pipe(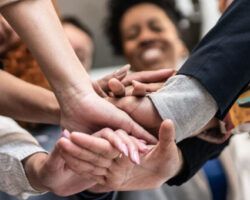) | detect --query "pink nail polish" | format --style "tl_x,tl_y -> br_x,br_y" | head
132,151 -> 140,165
120,143 -> 129,157
62,129 -> 70,138
140,144 -> 150,153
